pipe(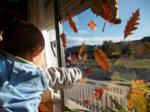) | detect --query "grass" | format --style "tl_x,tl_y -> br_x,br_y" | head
83,58 -> 150,69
